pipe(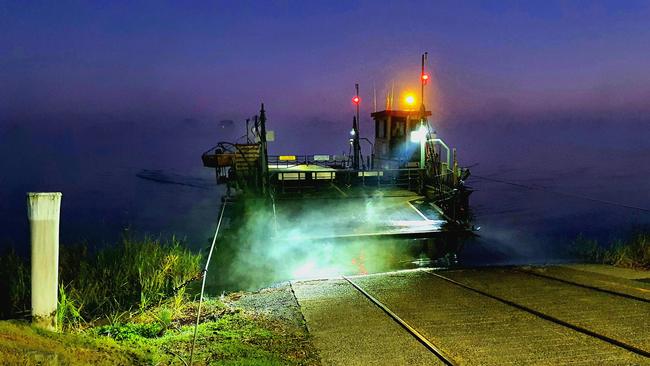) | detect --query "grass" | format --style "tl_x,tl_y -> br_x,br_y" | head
99,296 -> 318,365
0,234 -> 320,365
0,295 -> 320,365
571,231 -> 650,270
0,247 -> 30,319
0,320 -> 145,365
0,235 -> 202,324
